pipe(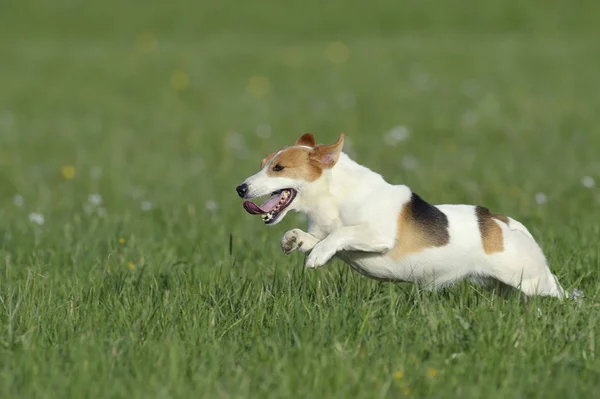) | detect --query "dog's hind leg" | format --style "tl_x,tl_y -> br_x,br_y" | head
489,262 -> 566,298
485,223 -> 566,298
